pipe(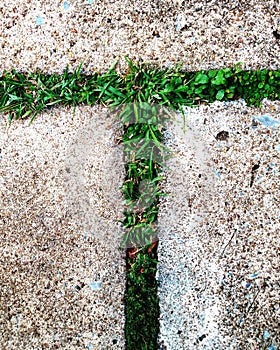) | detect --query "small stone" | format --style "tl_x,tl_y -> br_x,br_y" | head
263,331 -> 270,339
253,115 -> 280,129
197,334 -> 206,342
89,281 -> 102,290
175,14 -> 187,31
273,30 -> 280,39
215,130 -> 229,141
152,30 -> 160,37
63,1 -> 69,10
36,16 -> 44,26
